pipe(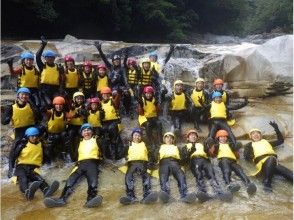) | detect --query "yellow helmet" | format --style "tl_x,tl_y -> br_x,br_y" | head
248,128 -> 261,136
174,80 -> 183,87
73,92 -> 85,99
141,57 -> 151,65
195,78 -> 205,83
163,132 -> 175,140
